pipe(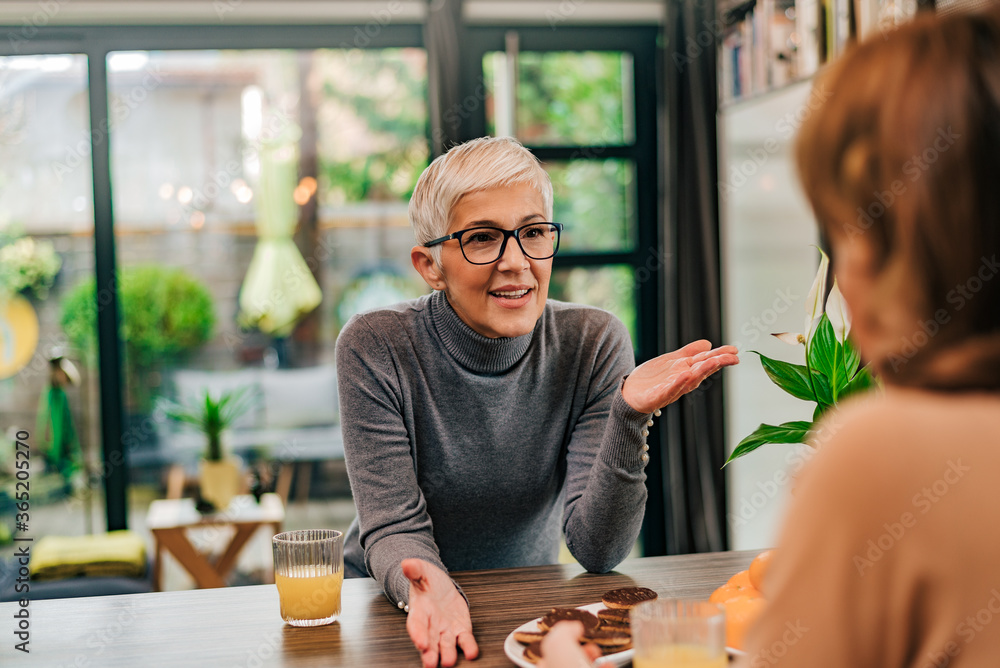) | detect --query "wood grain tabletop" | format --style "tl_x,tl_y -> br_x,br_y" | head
0,550 -> 758,667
